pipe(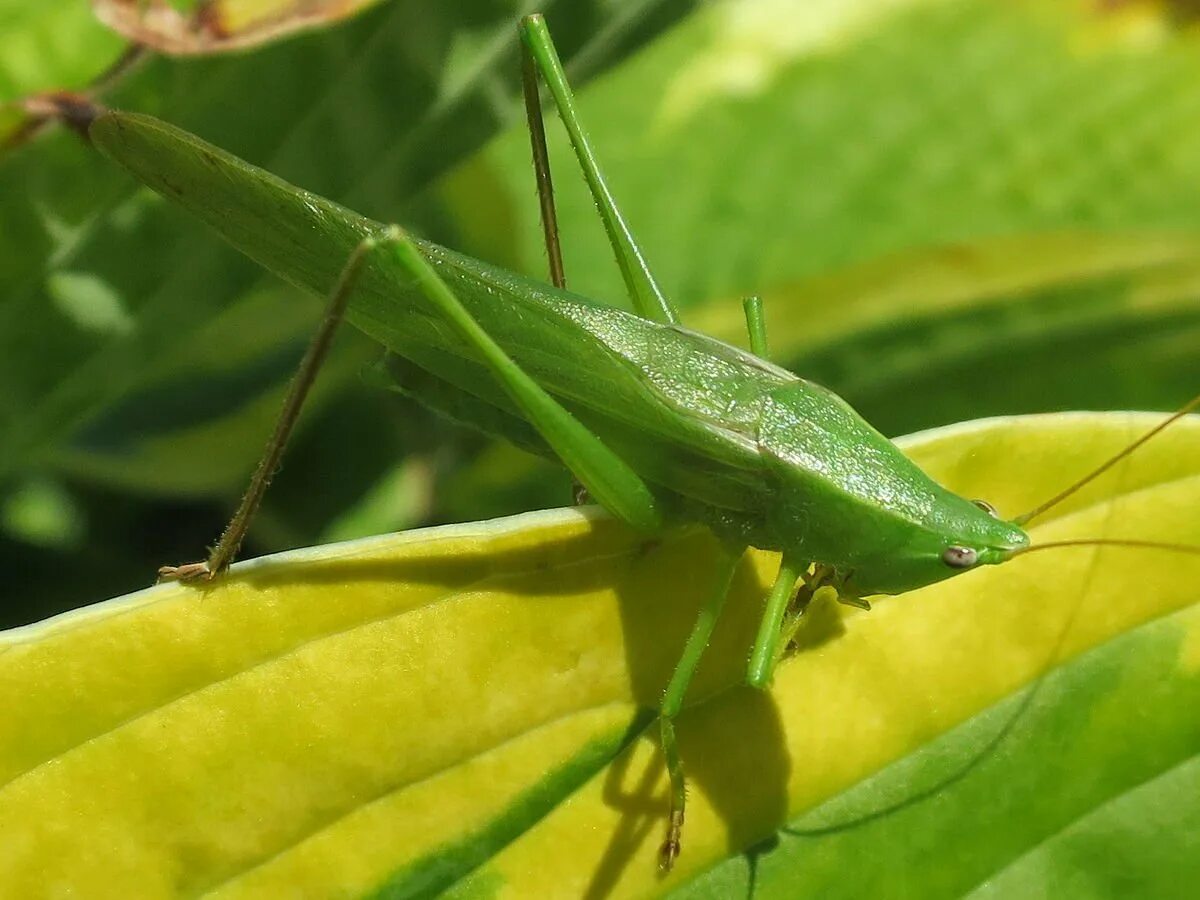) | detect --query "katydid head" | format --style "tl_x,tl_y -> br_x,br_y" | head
840,495 -> 1029,596
759,381 -> 1031,596
868,395 -> 1200,594
846,391 -> 1200,596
